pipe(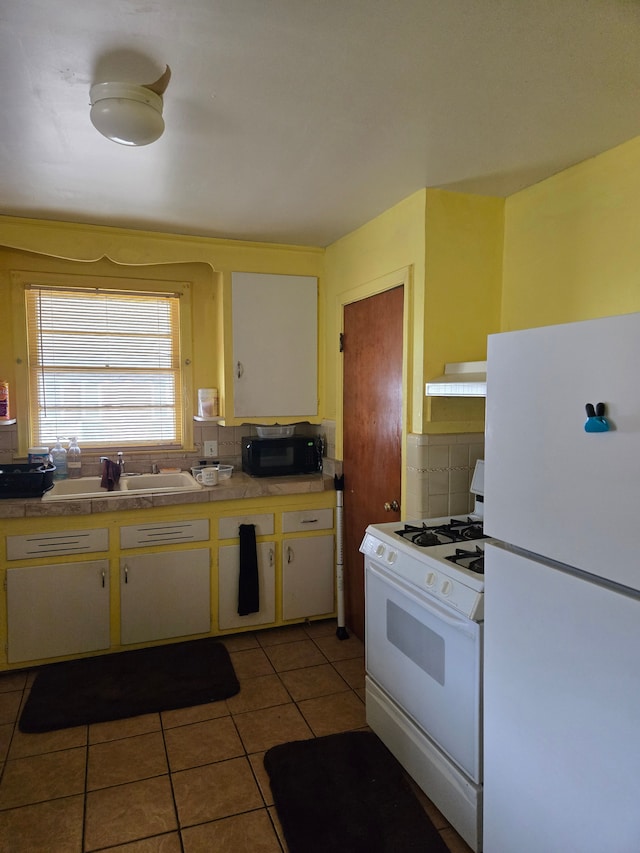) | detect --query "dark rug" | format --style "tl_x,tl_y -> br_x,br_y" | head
264,730 -> 449,853
19,637 -> 239,733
